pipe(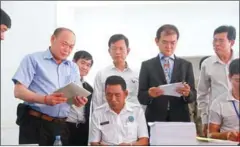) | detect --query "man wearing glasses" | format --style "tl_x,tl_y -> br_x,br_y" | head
197,25 -> 239,137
